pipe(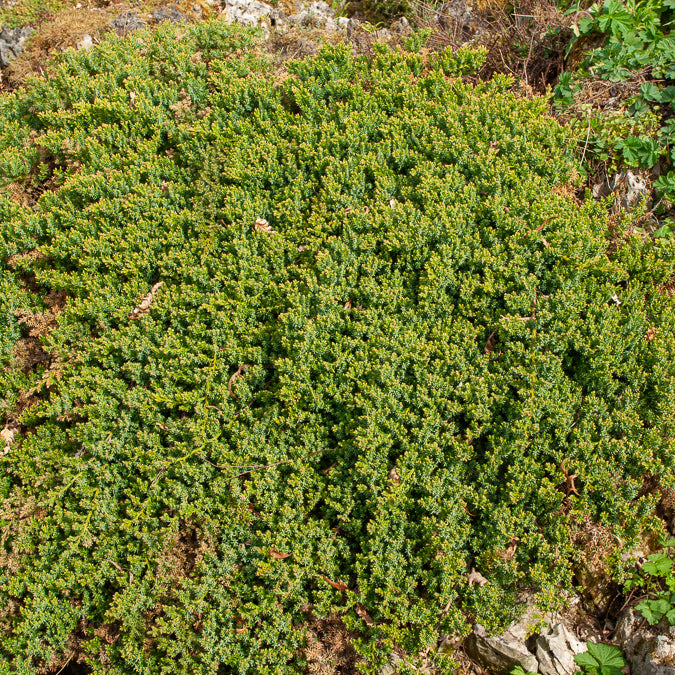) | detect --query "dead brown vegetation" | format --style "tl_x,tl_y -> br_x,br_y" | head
6,7 -> 109,84
304,614 -> 363,674
410,0 -> 573,92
